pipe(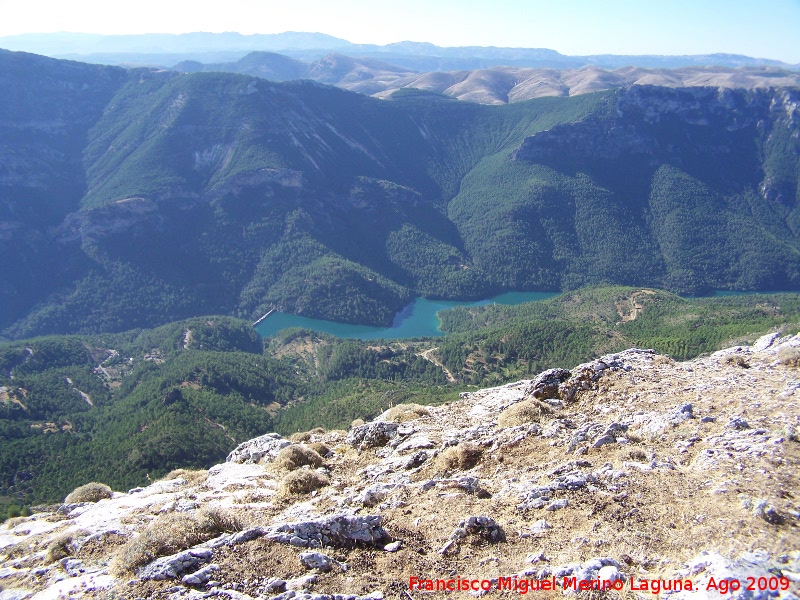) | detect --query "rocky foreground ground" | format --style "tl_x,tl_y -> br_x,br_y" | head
1,333 -> 799,599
